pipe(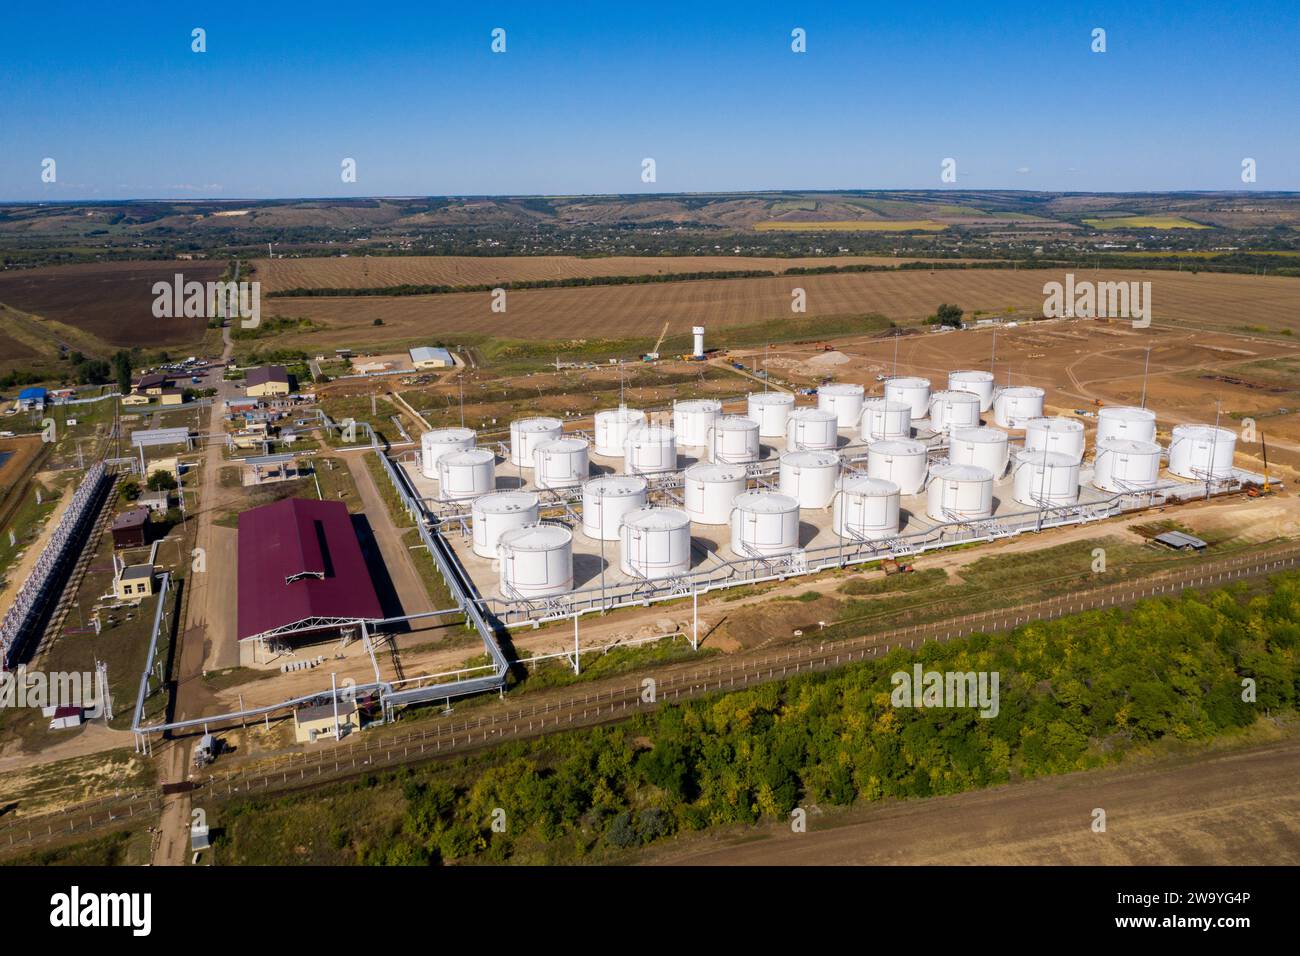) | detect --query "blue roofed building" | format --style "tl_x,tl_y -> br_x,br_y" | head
17,387 -> 47,410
